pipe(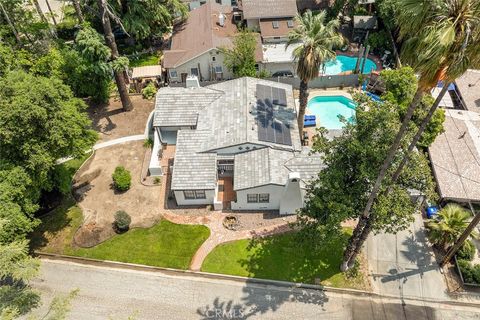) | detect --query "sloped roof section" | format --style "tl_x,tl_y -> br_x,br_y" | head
428,109 -> 480,202
241,0 -> 298,19
171,130 -> 217,190
153,87 -> 223,127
